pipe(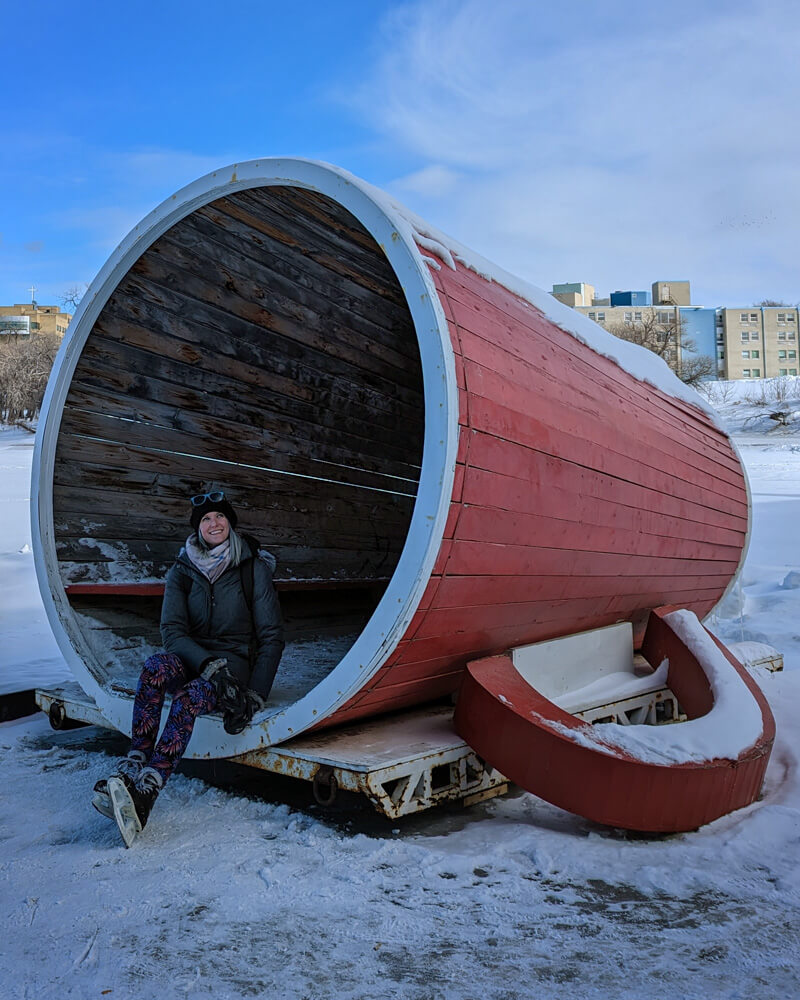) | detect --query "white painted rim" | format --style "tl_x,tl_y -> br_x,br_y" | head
31,158 -> 459,756
705,430 -> 752,625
